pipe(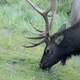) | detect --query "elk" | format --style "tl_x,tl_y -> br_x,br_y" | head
24,0 -> 80,70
